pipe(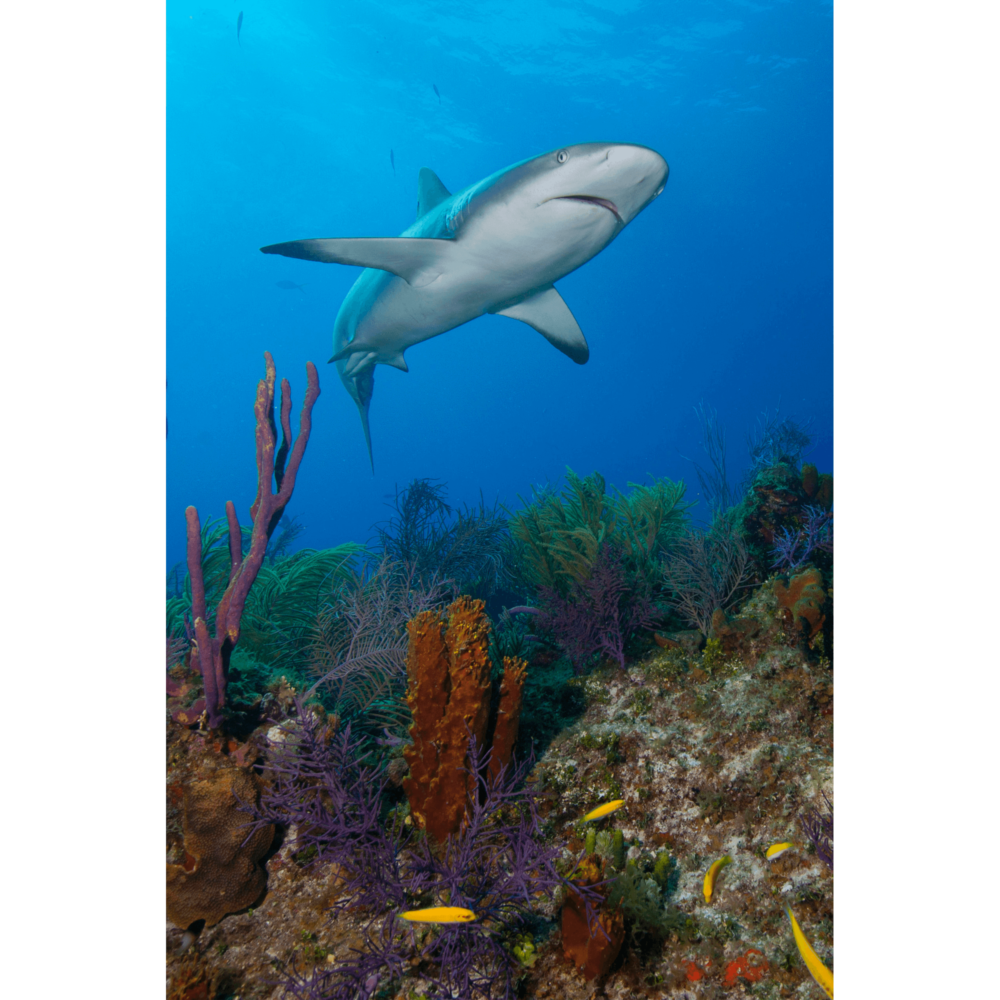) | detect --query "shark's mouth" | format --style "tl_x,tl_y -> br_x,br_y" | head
549,195 -> 624,225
